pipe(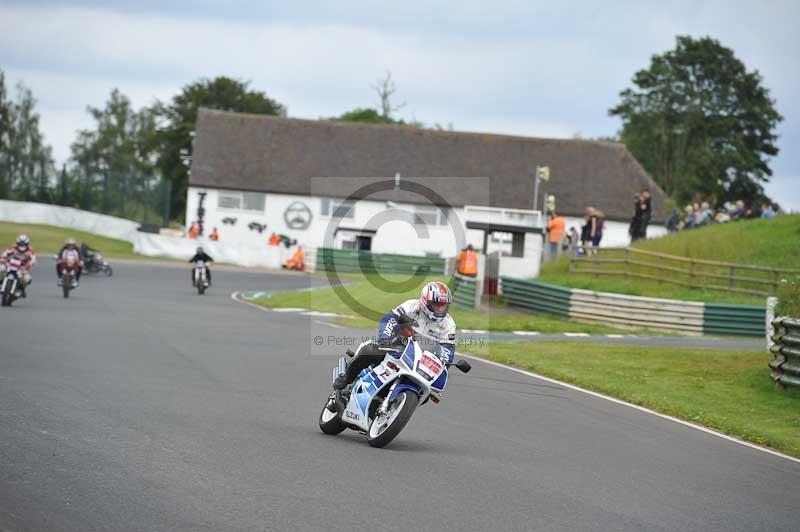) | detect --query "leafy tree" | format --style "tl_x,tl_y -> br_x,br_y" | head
153,76 -> 286,219
610,36 -> 782,206
0,71 -> 54,202
70,89 -> 157,217
332,107 -> 405,125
